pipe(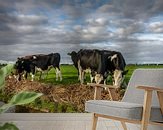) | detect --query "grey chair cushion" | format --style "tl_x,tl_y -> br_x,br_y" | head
85,100 -> 163,122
